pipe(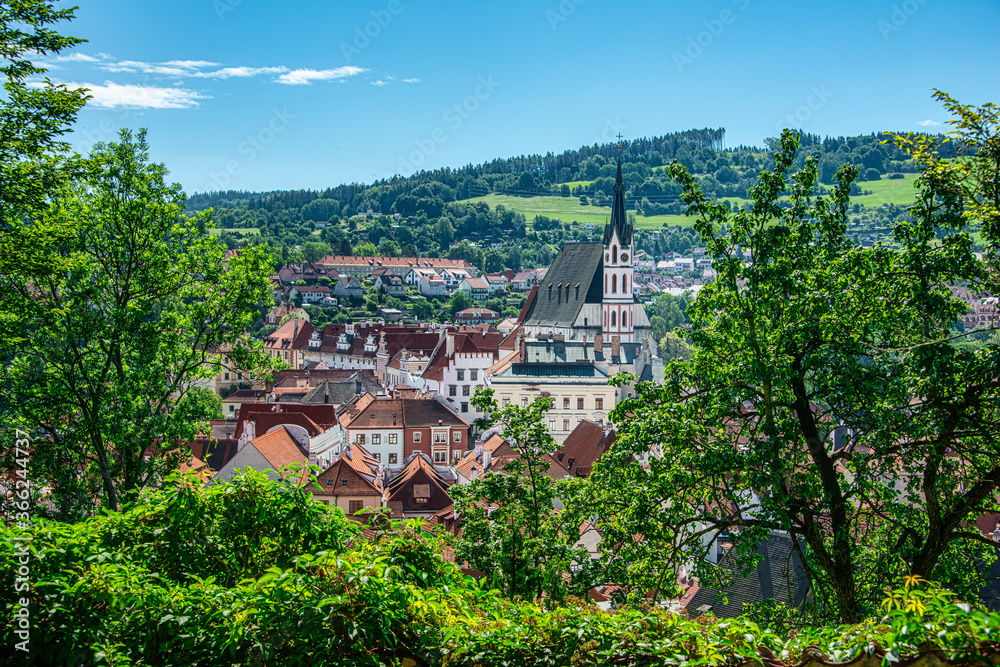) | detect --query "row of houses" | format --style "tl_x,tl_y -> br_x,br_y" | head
260,318 -> 656,444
